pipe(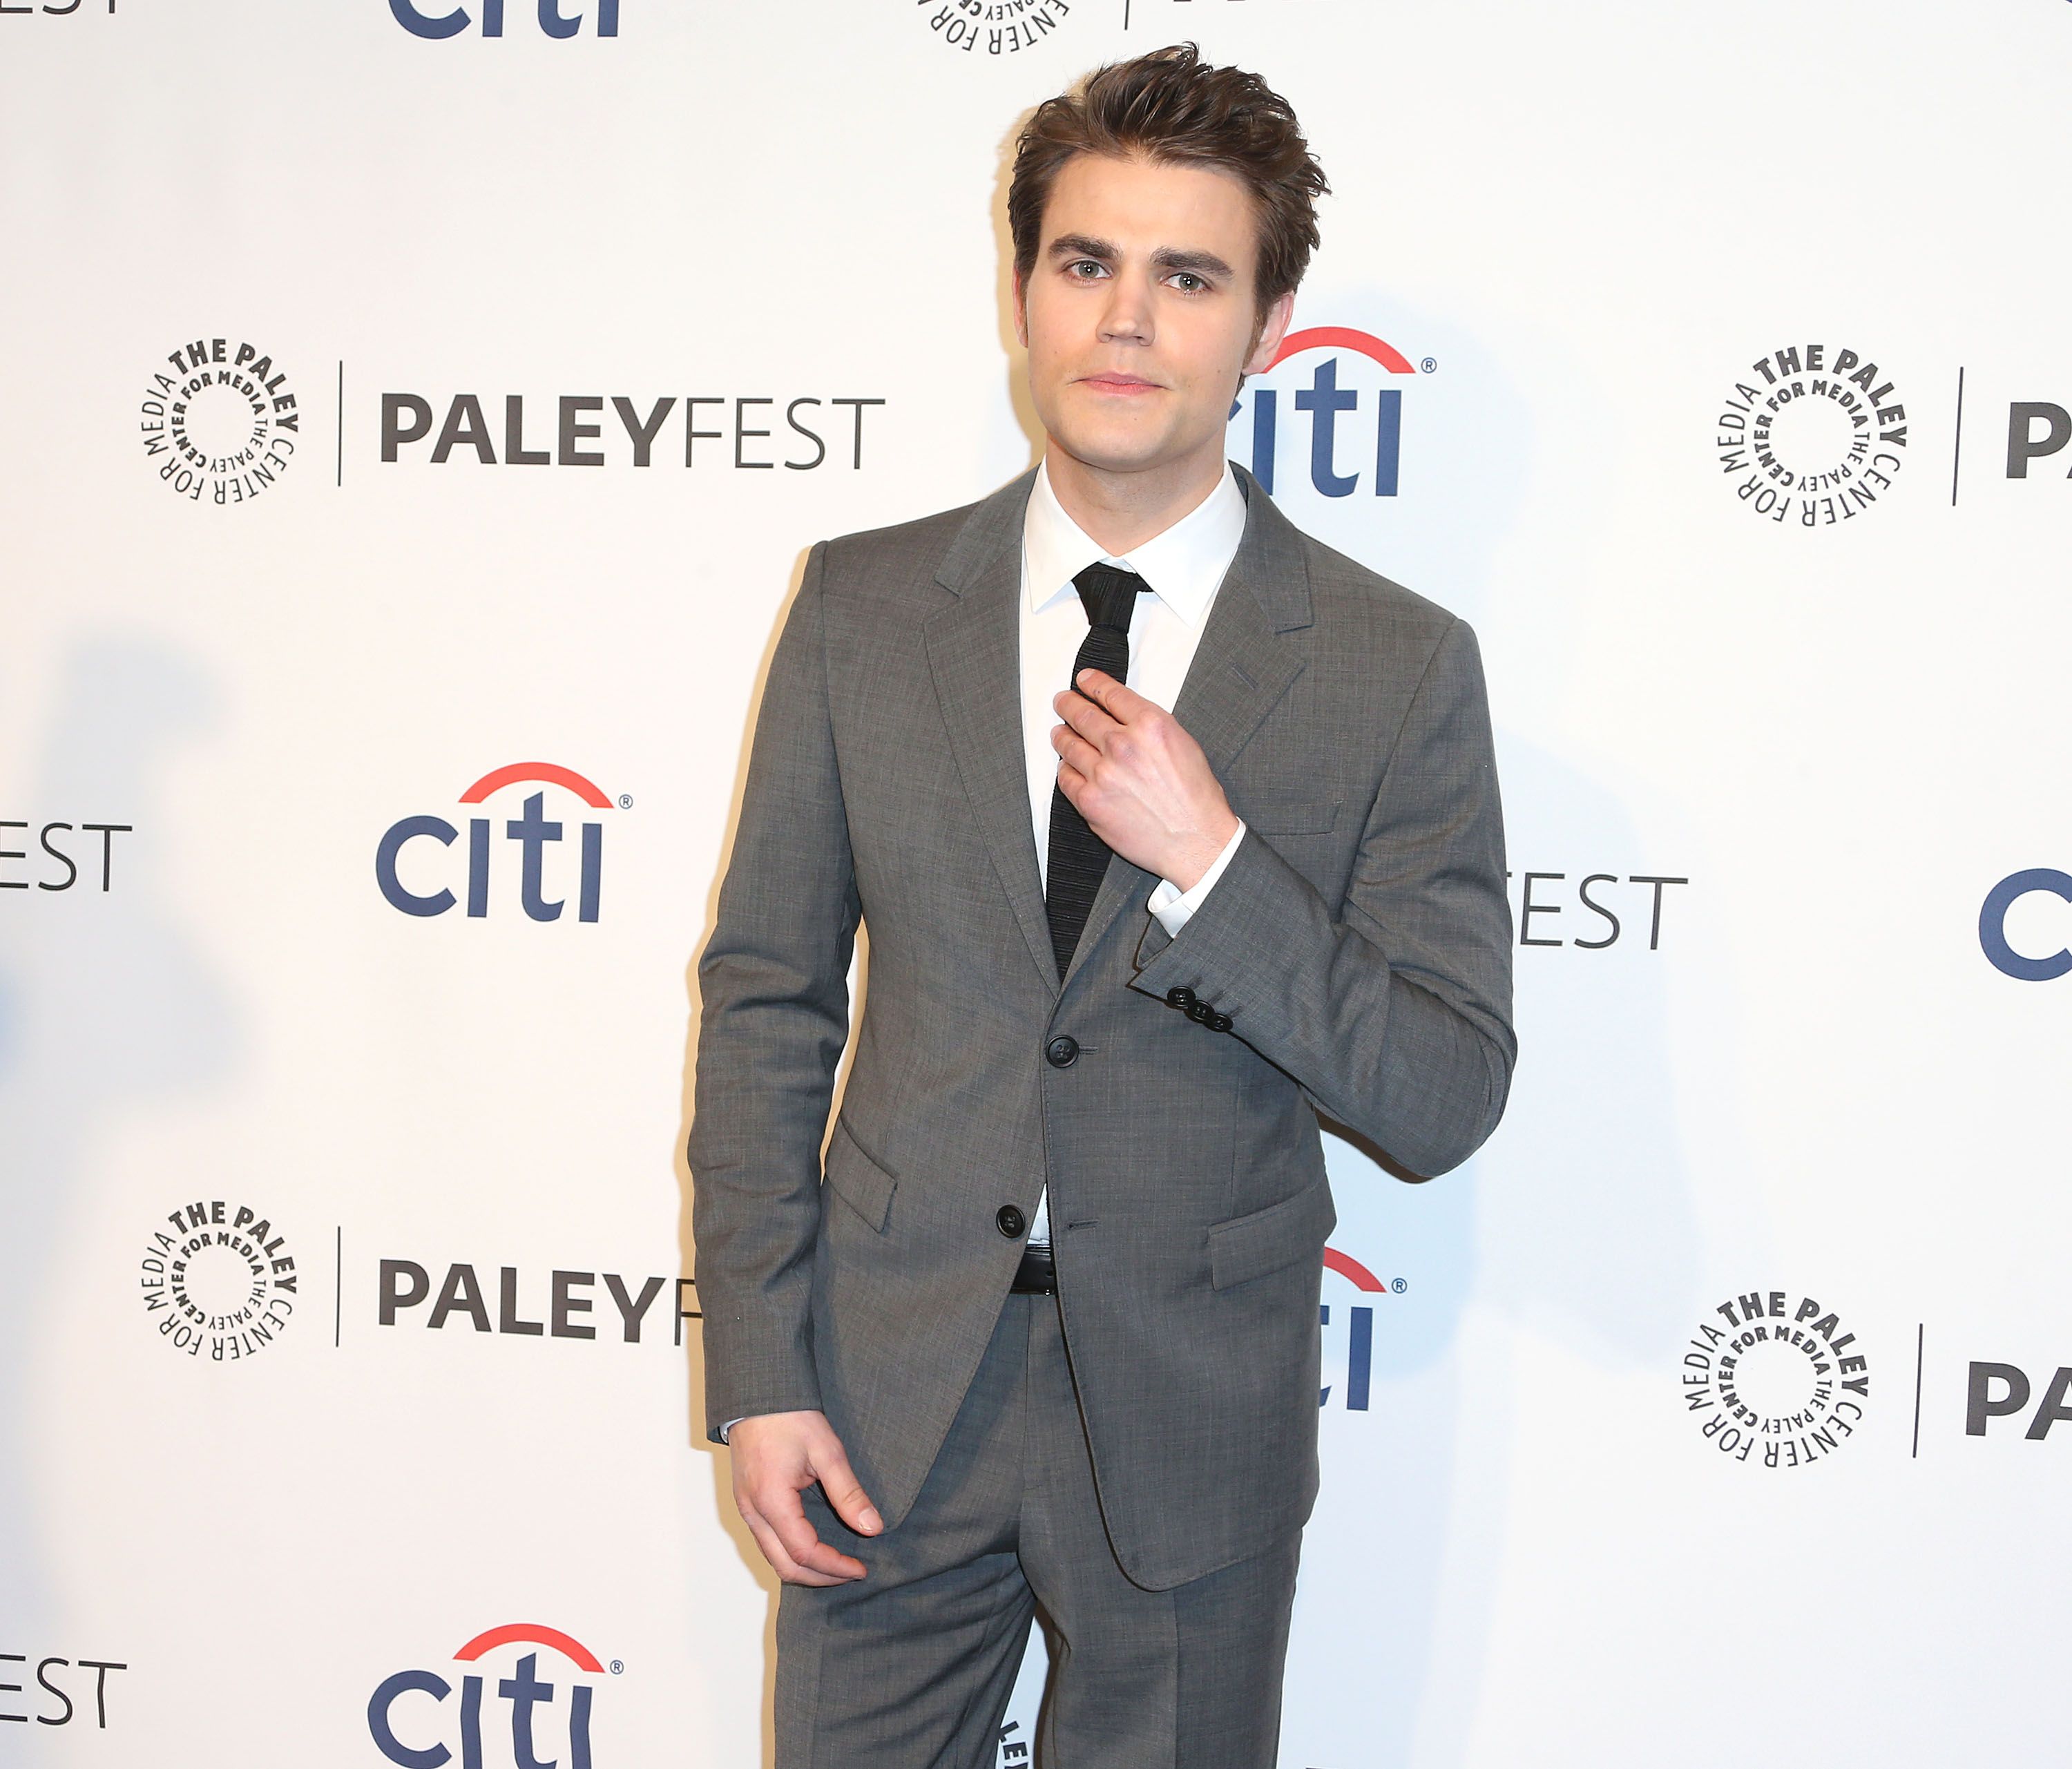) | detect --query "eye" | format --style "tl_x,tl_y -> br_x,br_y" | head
1067,260 -> 1107,280
1171,271 -> 1206,292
